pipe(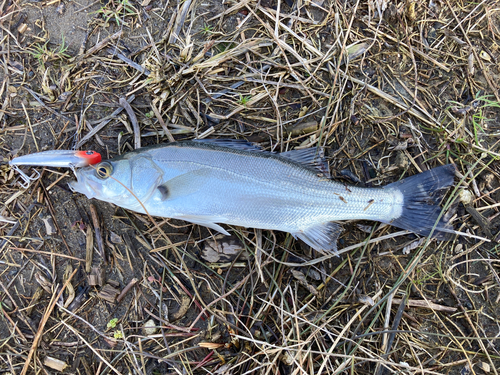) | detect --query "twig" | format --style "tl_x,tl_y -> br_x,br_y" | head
119,97 -> 141,149
9,247 -> 85,262
90,203 -> 106,263
20,269 -> 78,375
0,201 -> 37,252
75,95 -> 135,148
151,103 -> 175,142
40,180 -> 74,256
111,49 -> 151,76
23,87 -> 76,125
391,298 -> 457,313
116,278 -> 138,303
79,30 -> 123,60
60,321 -> 122,375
